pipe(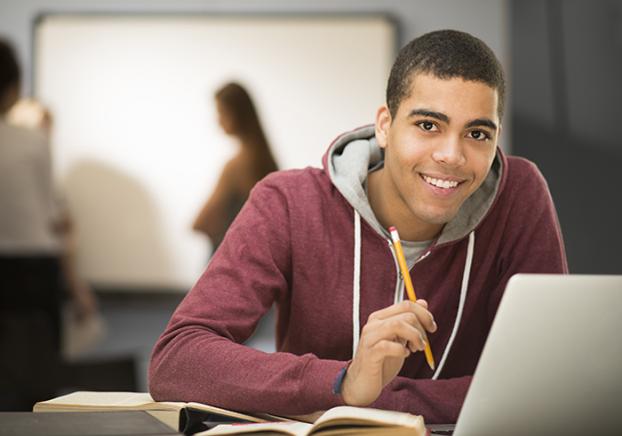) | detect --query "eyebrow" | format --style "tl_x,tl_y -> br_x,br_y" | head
408,108 -> 498,132
465,118 -> 498,132
408,109 -> 449,123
